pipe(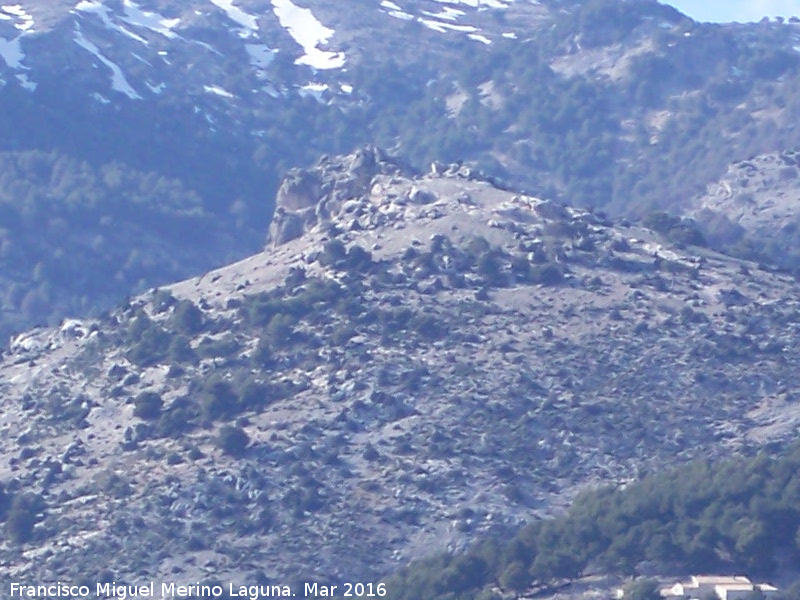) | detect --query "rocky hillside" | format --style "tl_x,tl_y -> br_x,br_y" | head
3,148 -> 800,588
